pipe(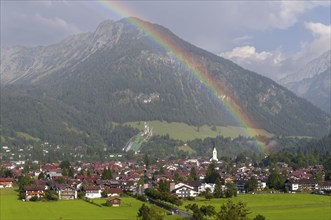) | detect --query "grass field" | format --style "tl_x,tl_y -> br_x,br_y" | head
2,189 -> 330,220
125,121 -> 273,141
0,188 -> 147,220
181,194 -> 331,220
